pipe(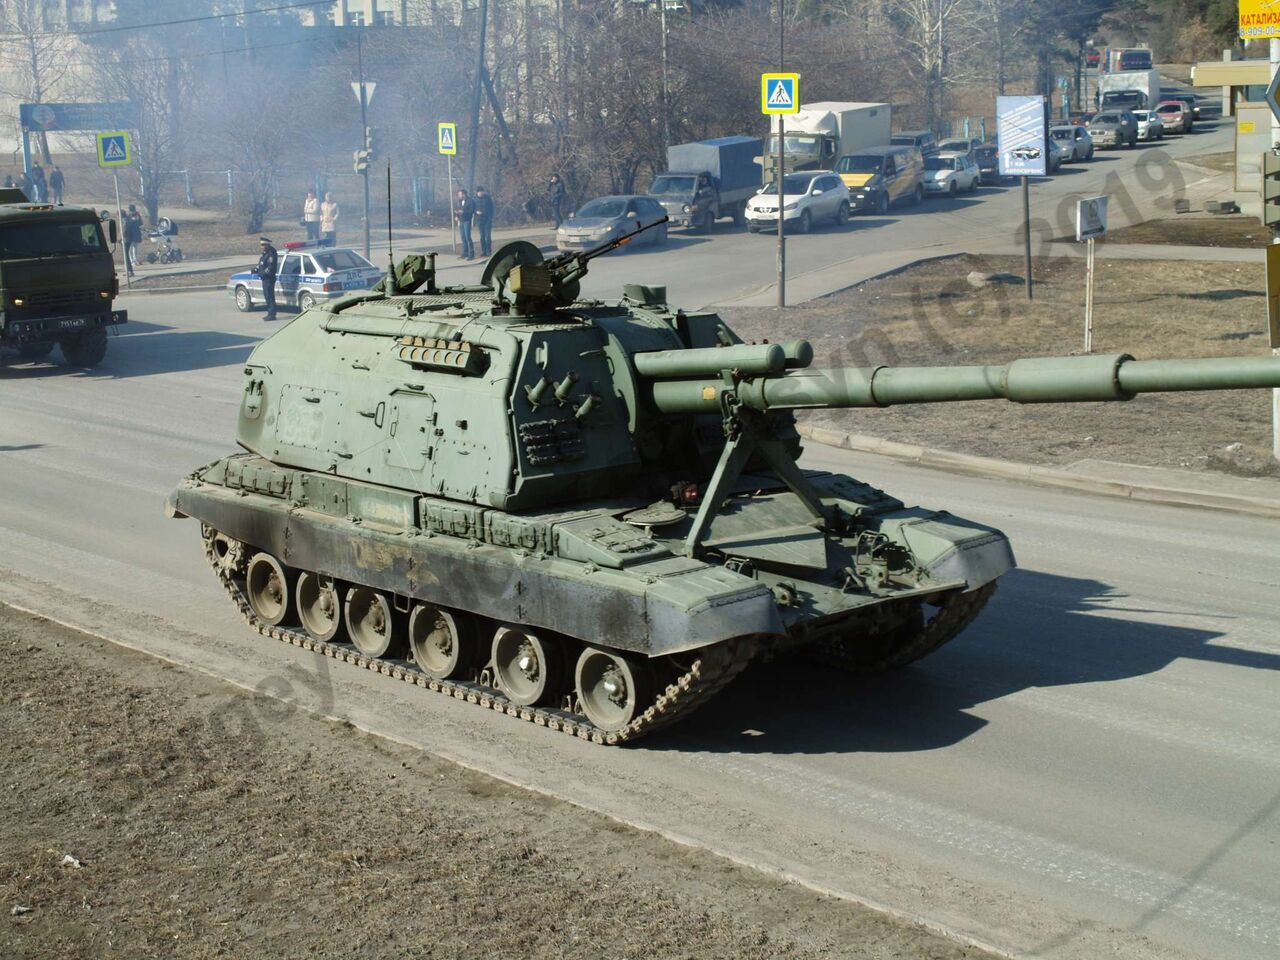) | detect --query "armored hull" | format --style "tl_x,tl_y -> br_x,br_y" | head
169,239 -> 1280,742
